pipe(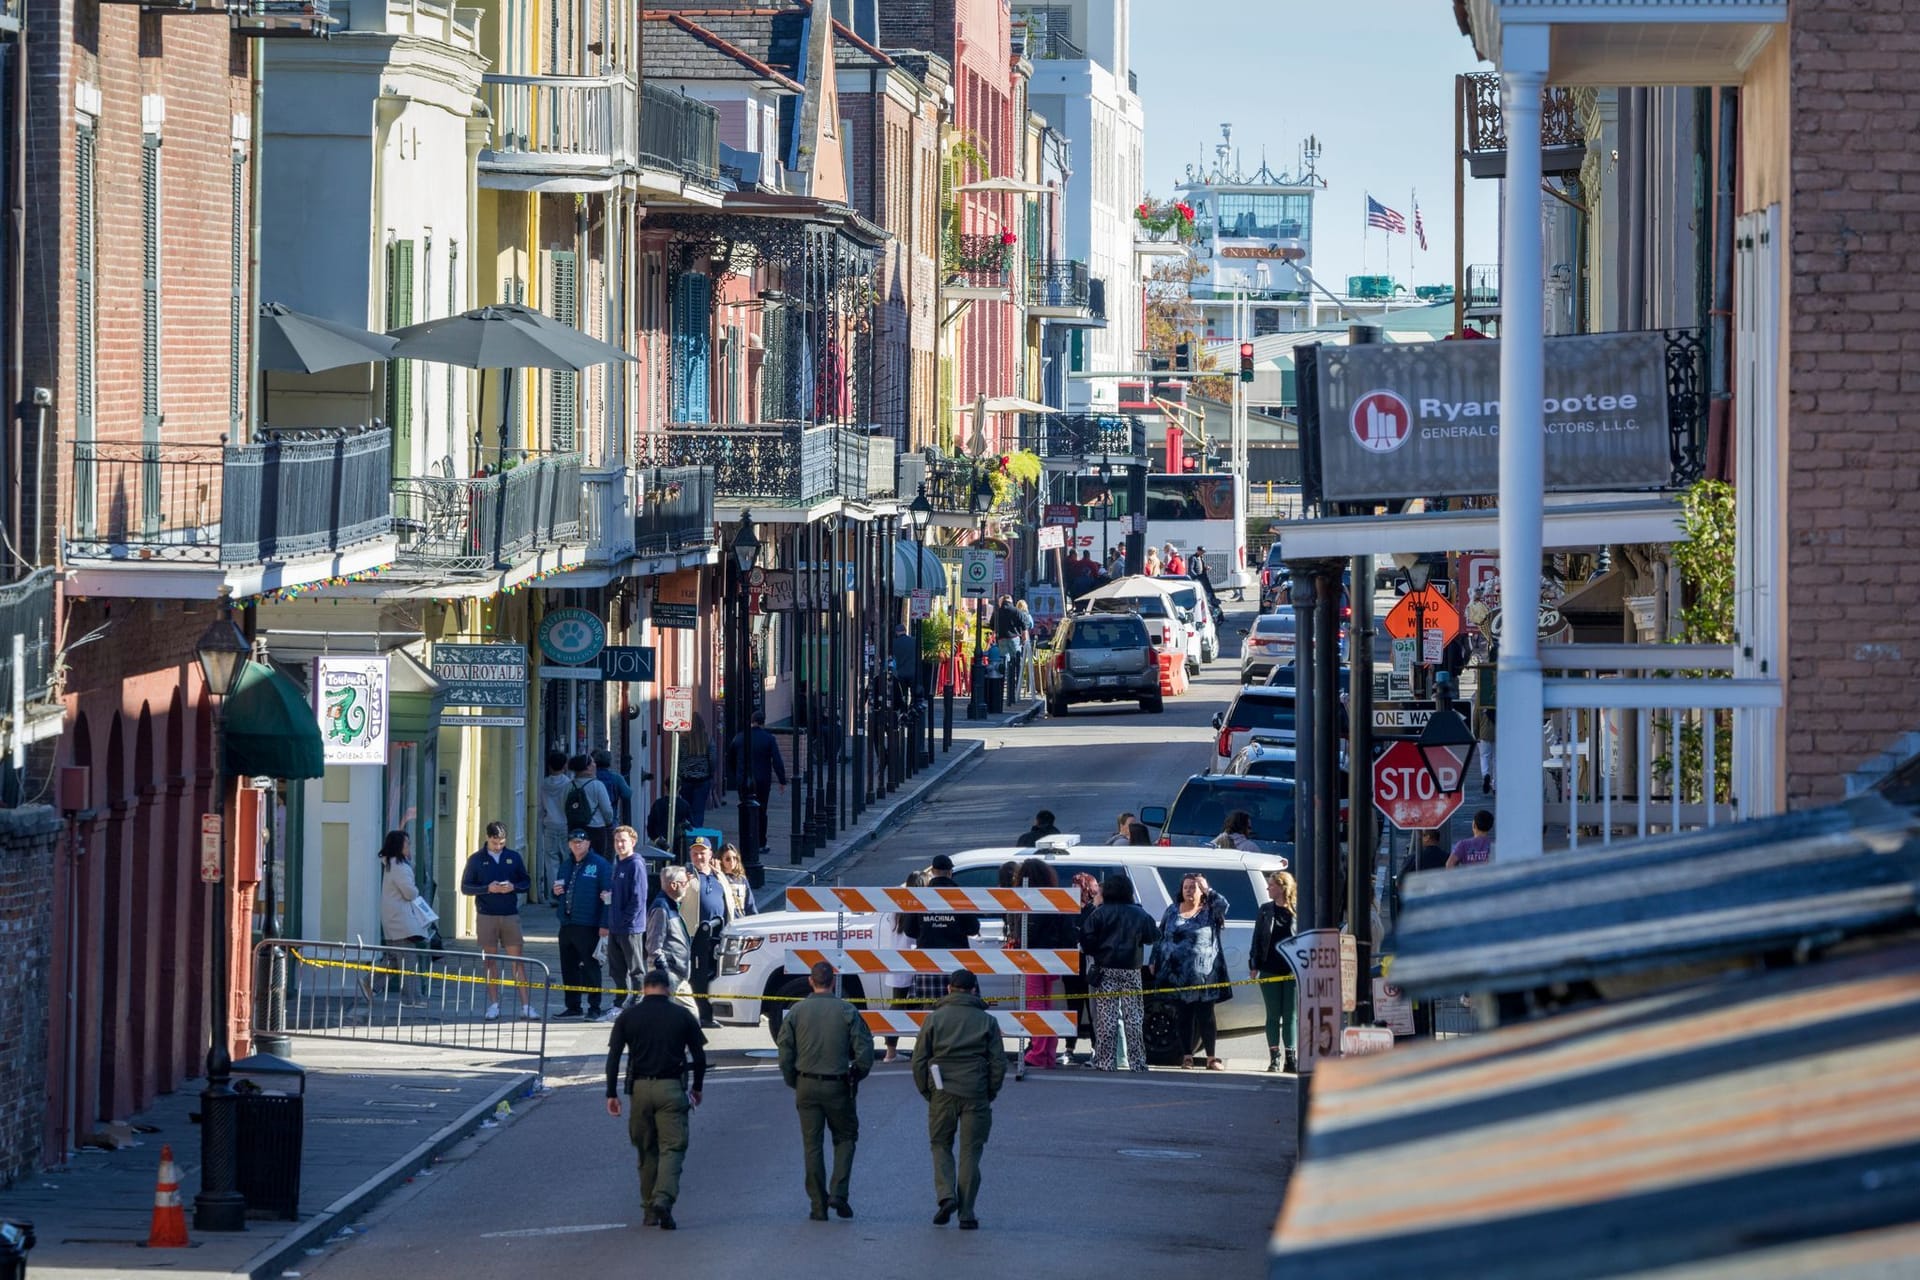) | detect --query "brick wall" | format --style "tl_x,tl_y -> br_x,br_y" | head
1785,0 -> 1920,805
0,806 -> 62,1188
